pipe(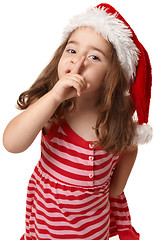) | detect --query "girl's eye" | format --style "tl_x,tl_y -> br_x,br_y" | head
67,49 -> 76,54
89,55 -> 100,61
